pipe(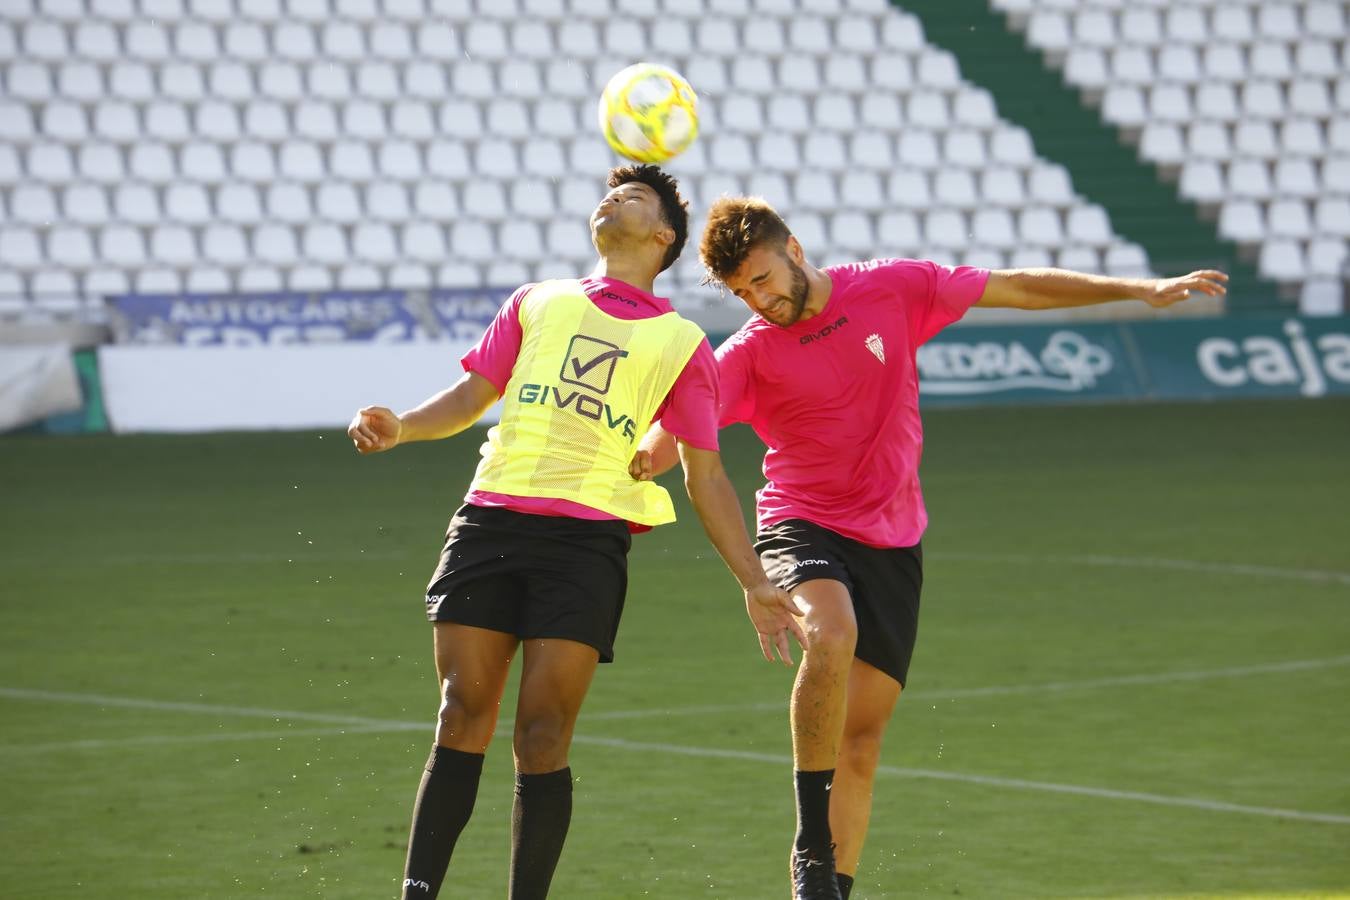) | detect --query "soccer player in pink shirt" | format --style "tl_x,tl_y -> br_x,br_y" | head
636,196 -> 1227,900
347,171 -> 802,900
